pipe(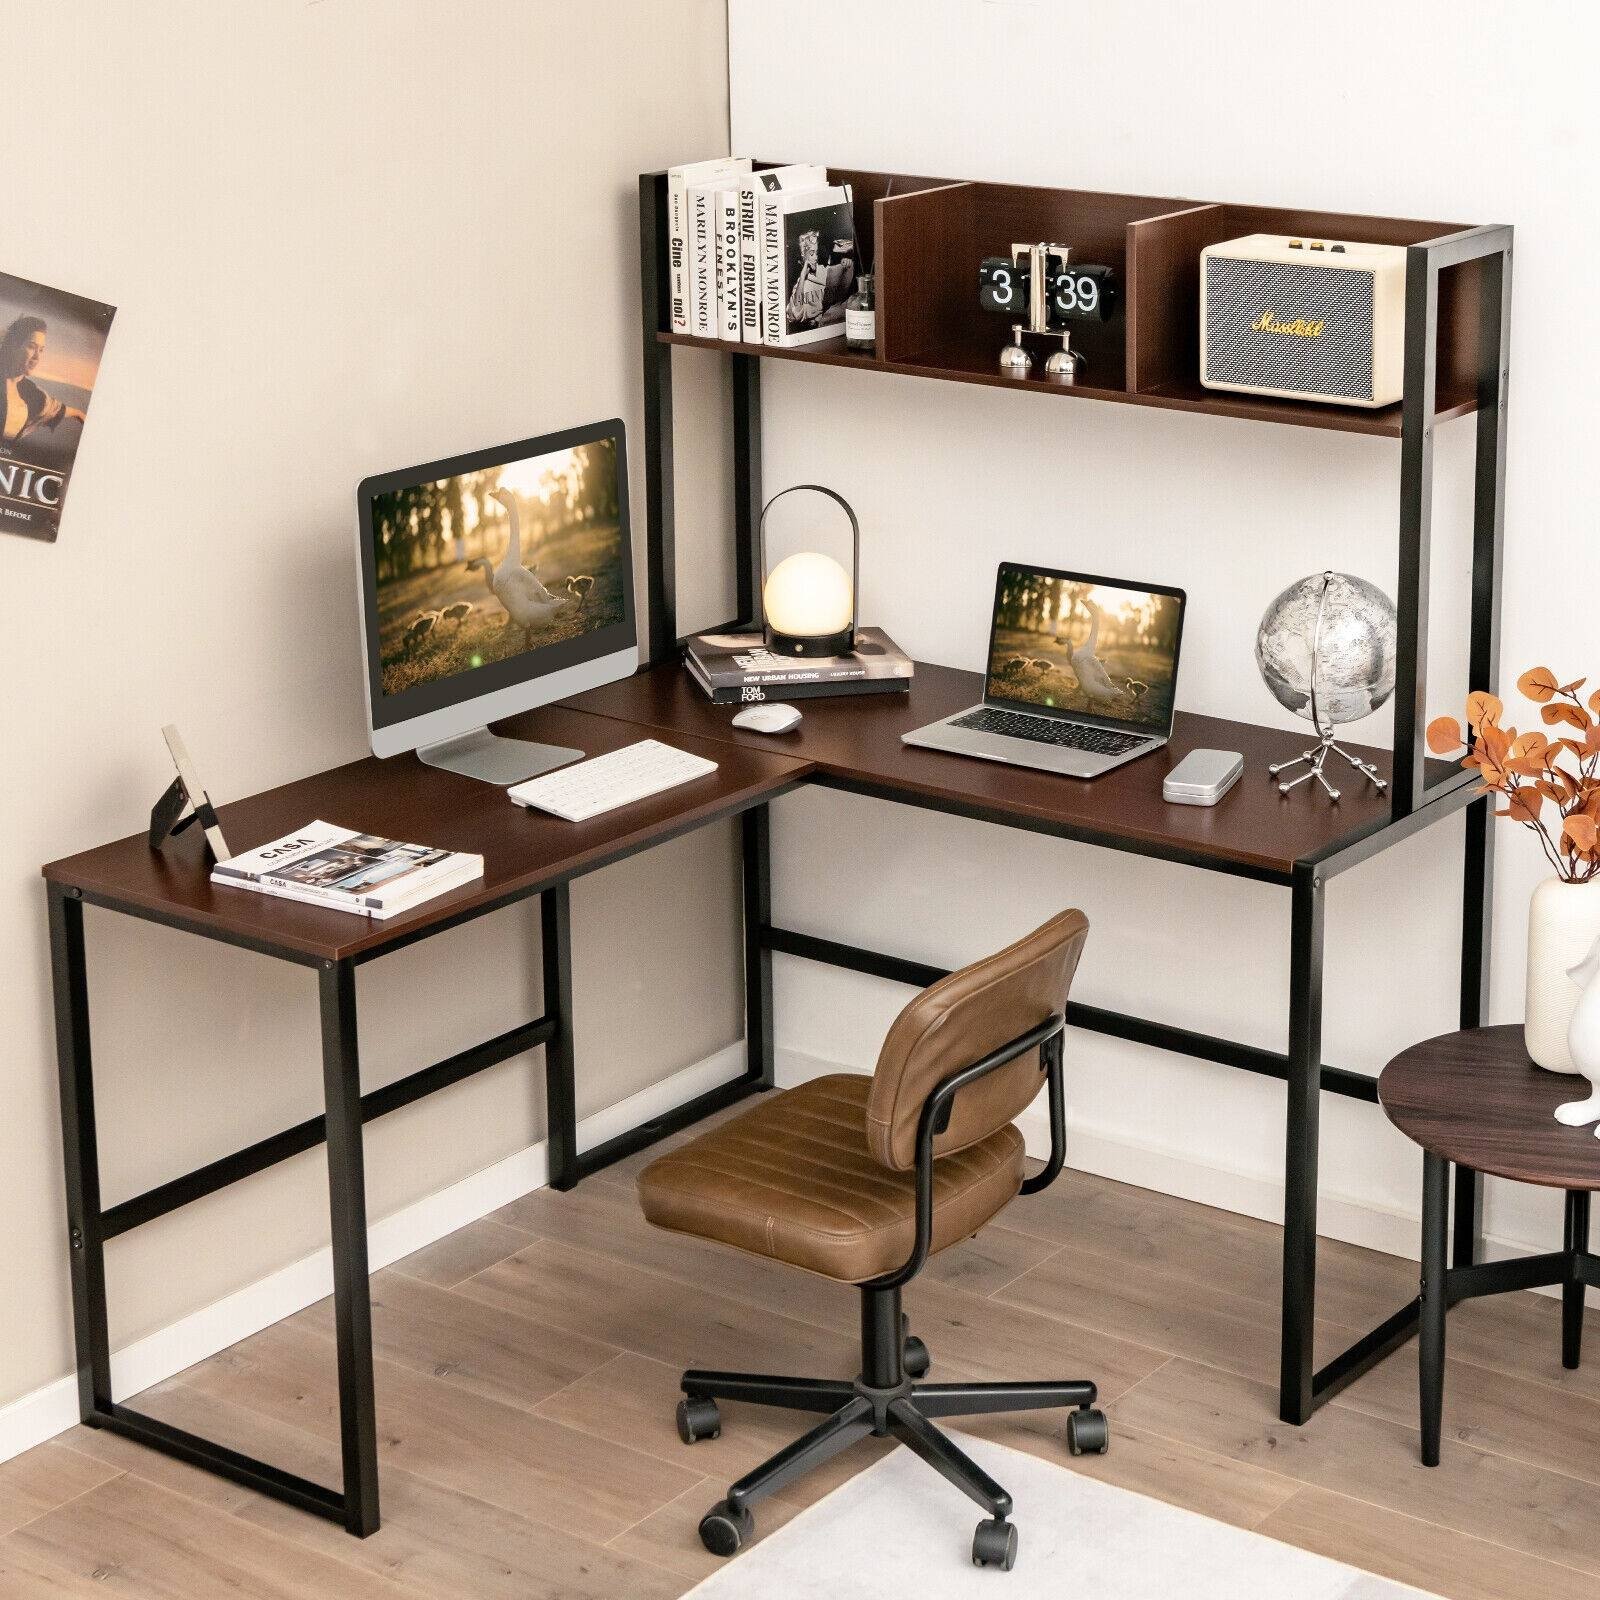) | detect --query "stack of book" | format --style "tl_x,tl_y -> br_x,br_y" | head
667,157 -> 860,349
684,627 -> 913,705
212,822 -> 483,919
